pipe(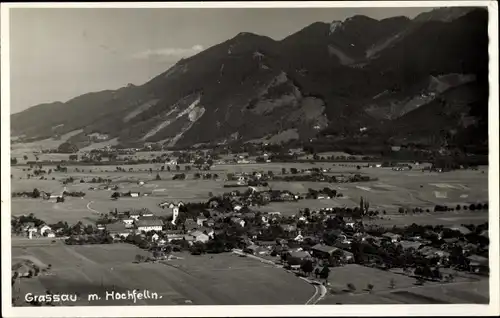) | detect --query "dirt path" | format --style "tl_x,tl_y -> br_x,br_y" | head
86,201 -> 101,214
